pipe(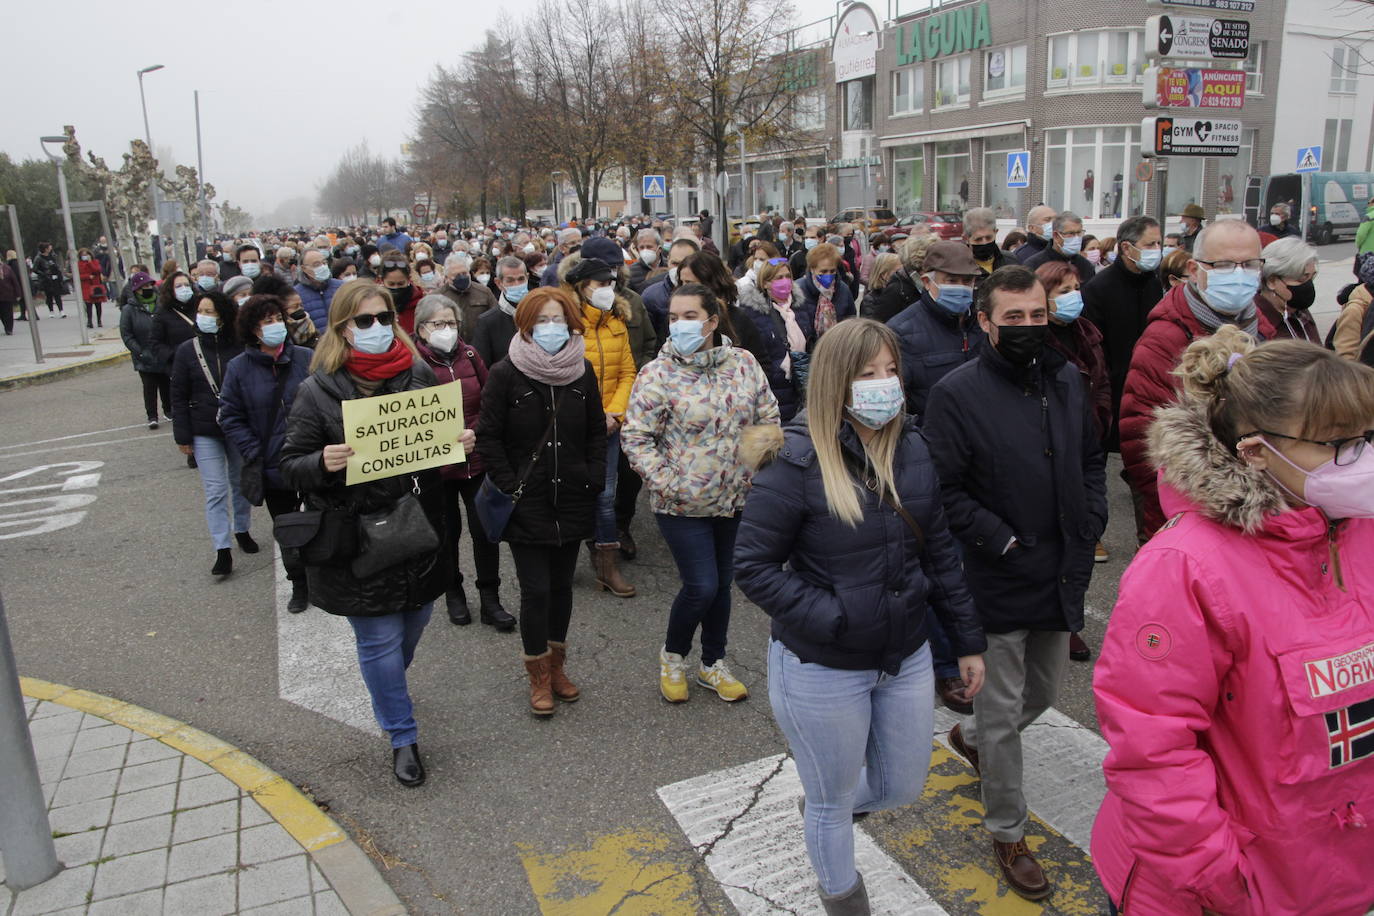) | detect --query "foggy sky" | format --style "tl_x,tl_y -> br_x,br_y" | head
4,0 -> 840,224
